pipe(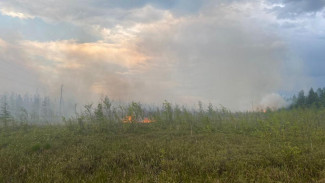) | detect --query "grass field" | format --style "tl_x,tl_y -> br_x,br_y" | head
1,108 -> 325,182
